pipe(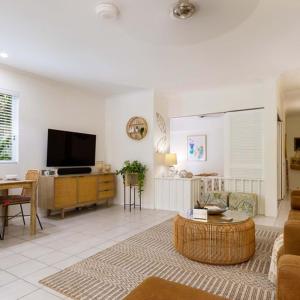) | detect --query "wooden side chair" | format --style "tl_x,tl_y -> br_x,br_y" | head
0,169 -> 43,240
